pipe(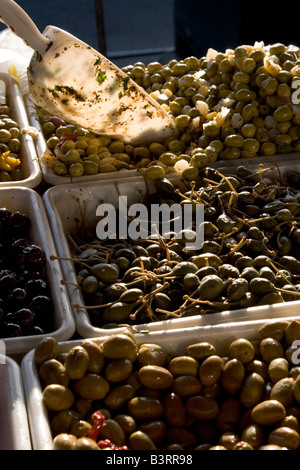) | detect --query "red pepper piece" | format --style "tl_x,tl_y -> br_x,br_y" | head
87,411 -> 106,441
